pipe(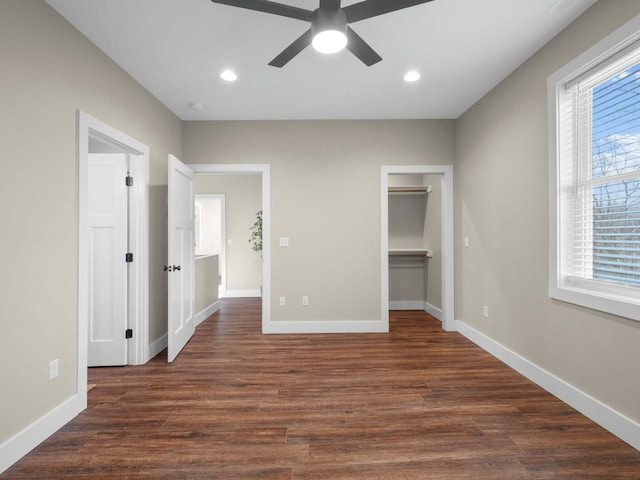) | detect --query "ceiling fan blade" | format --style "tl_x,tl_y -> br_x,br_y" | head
343,0 -> 434,23
268,29 -> 313,67
346,27 -> 382,66
319,0 -> 341,8
210,0 -> 312,21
